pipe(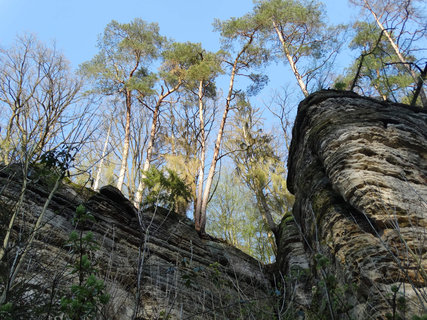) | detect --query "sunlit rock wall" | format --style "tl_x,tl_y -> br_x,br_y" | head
282,90 -> 427,319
